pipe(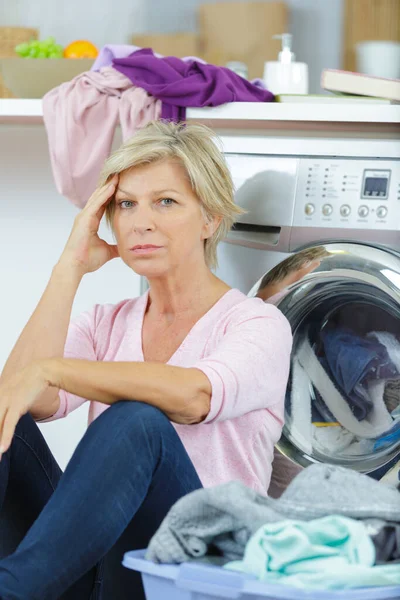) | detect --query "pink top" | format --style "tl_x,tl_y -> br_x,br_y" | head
41,288 -> 292,494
